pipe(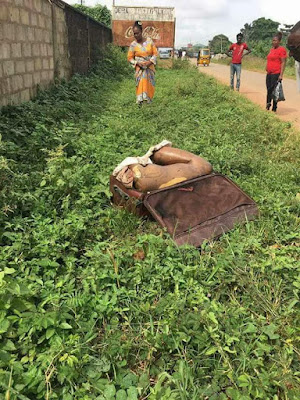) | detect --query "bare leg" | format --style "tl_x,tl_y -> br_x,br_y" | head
130,147 -> 212,192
